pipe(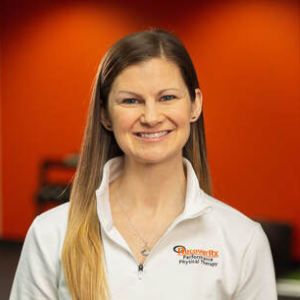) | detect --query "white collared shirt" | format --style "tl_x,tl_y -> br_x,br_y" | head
9,155 -> 278,300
